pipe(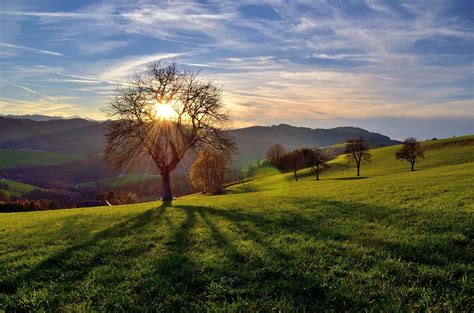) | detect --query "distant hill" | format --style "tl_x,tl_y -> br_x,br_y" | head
0,117 -> 97,146
0,114 -> 95,122
229,124 -> 400,164
0,117 -> 399,161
